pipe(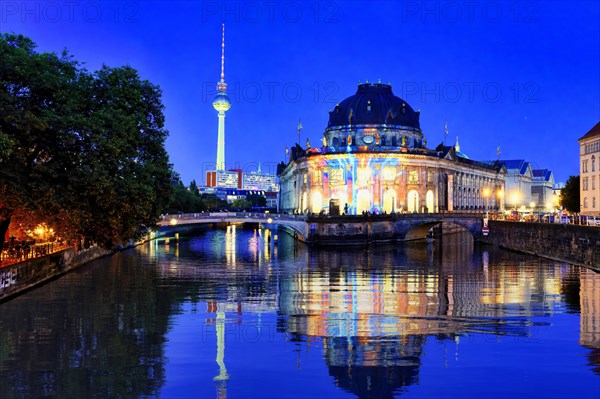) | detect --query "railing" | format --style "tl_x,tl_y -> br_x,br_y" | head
160,212 -> 307,222
0,241 -> 71,268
